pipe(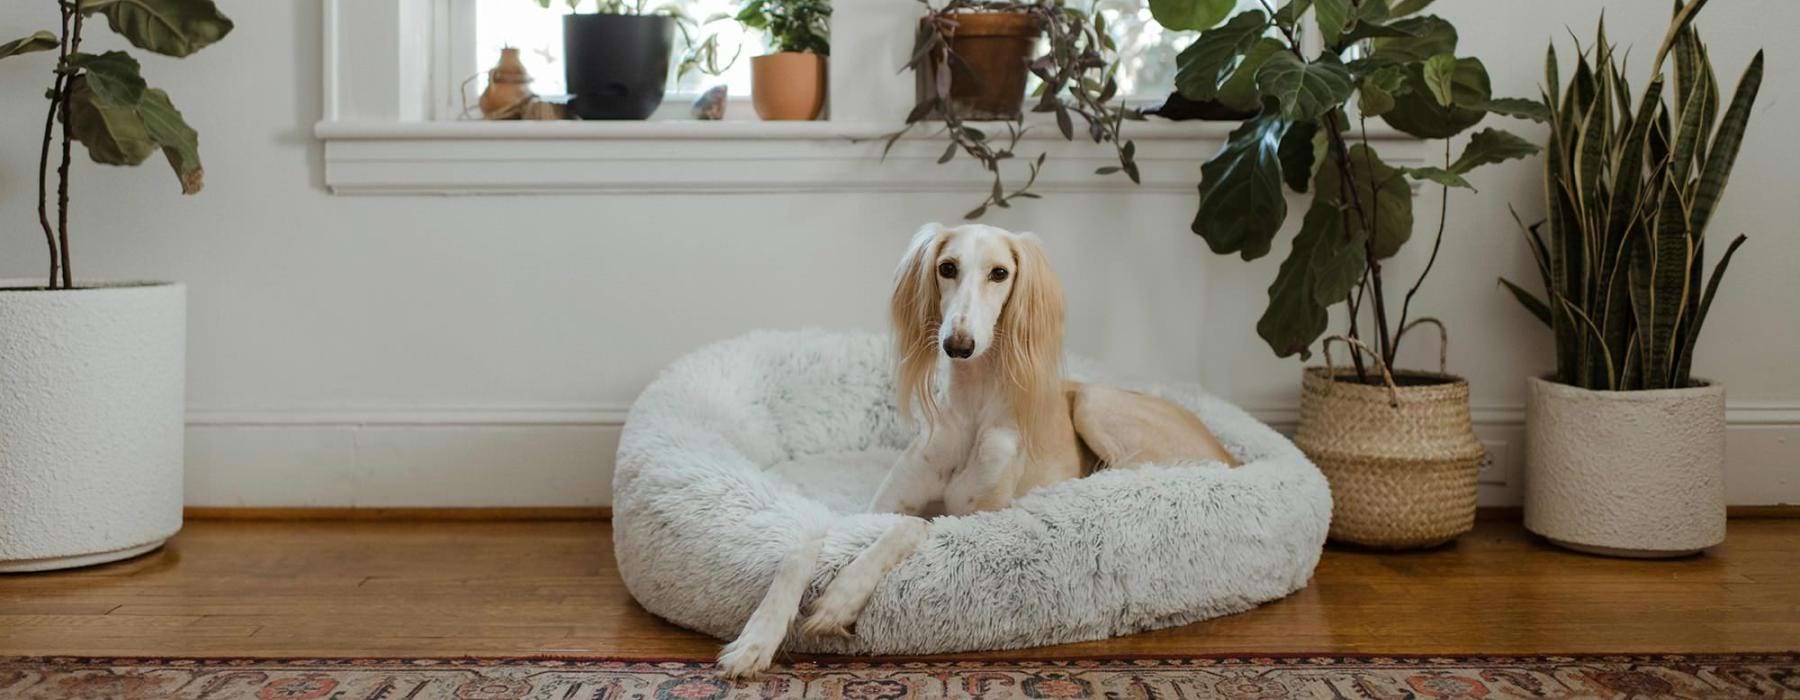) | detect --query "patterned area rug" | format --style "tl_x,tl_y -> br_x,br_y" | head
2,654 -> 1795,699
